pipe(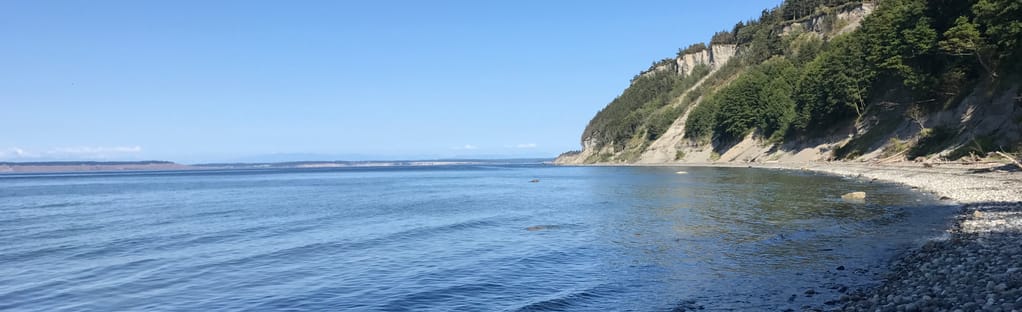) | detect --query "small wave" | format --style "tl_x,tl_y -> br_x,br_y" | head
23,201 -> 85,209
380,215 -> 524,244
0,244 -> 76,263
179,216 -> 519,274
67,236 -> 166,260
381,283 -> 509,310
509,286 -> 609,312
14,223 -> 109,241
179,208 -> 244,219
